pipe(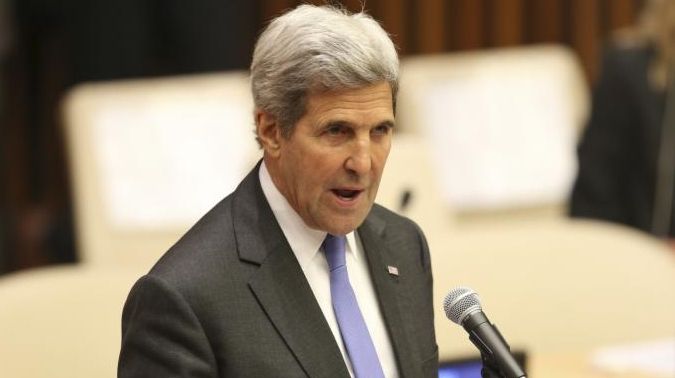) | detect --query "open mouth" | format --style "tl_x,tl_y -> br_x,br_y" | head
332,189 -> 362,201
